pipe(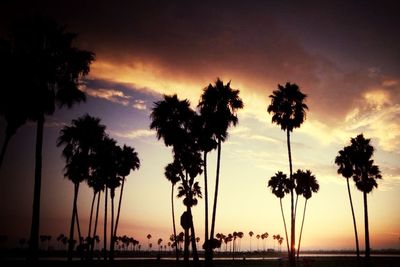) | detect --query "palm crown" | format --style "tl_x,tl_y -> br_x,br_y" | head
268,171 -> 292,198
267,82 -> 308,132
294,170 -> 319,199
198,78 -> 243,142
